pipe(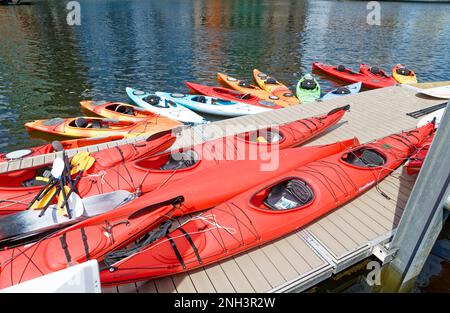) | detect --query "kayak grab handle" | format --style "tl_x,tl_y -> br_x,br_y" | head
327,104 -> 351,115
128,196 -> 185,220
